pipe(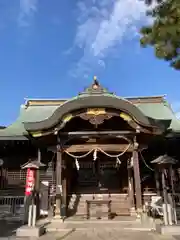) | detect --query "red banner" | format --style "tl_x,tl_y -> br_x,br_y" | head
25,168 -> 35,196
